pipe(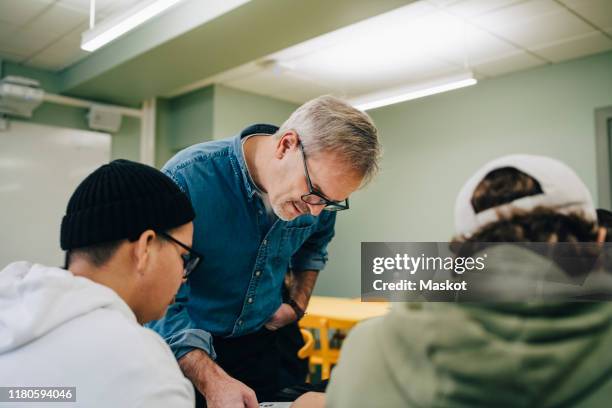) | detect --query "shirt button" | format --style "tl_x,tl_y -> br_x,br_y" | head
248,297 -> 253,303
258,210 -> 263,215
238,320 -> 243,325
255,270 -> 261,277
262,239 -> 267,245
